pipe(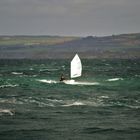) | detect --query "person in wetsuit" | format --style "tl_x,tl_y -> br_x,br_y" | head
60,74 -> 66,81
